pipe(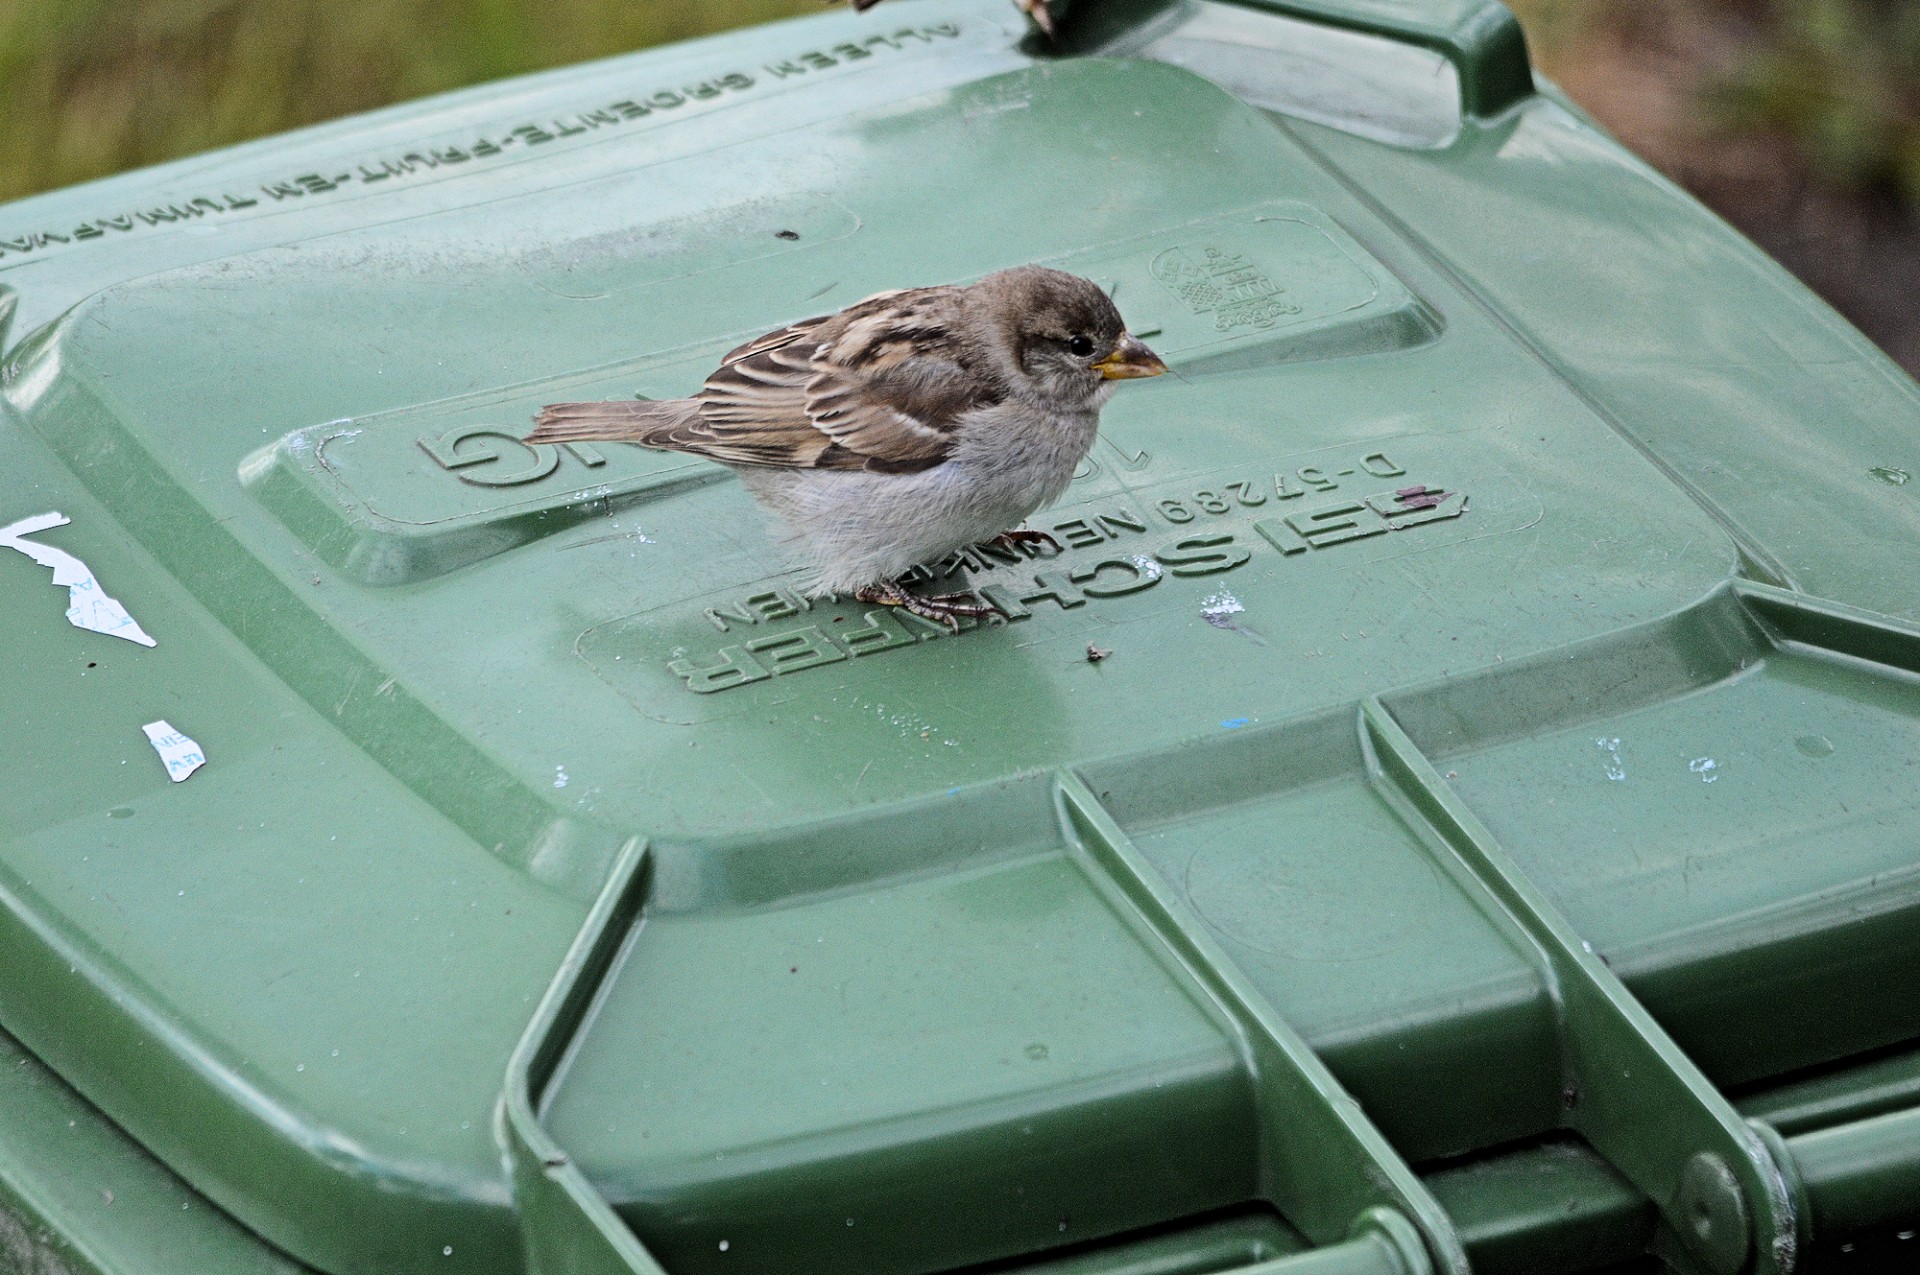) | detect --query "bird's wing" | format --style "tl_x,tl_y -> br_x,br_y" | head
672,288 -> 1000,474
525,398 -> 701,445
714,311 -> 837,367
